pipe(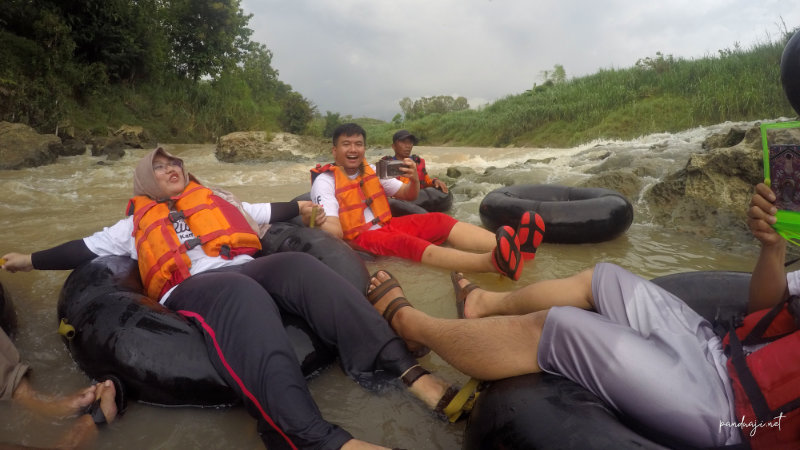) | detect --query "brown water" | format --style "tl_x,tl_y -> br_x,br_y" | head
0,136 -> 763,449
